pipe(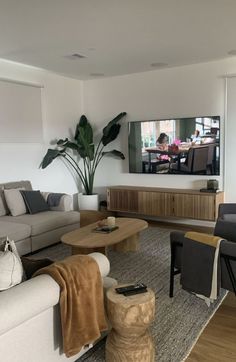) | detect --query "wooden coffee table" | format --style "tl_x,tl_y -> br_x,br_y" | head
61,217 -> 148,255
